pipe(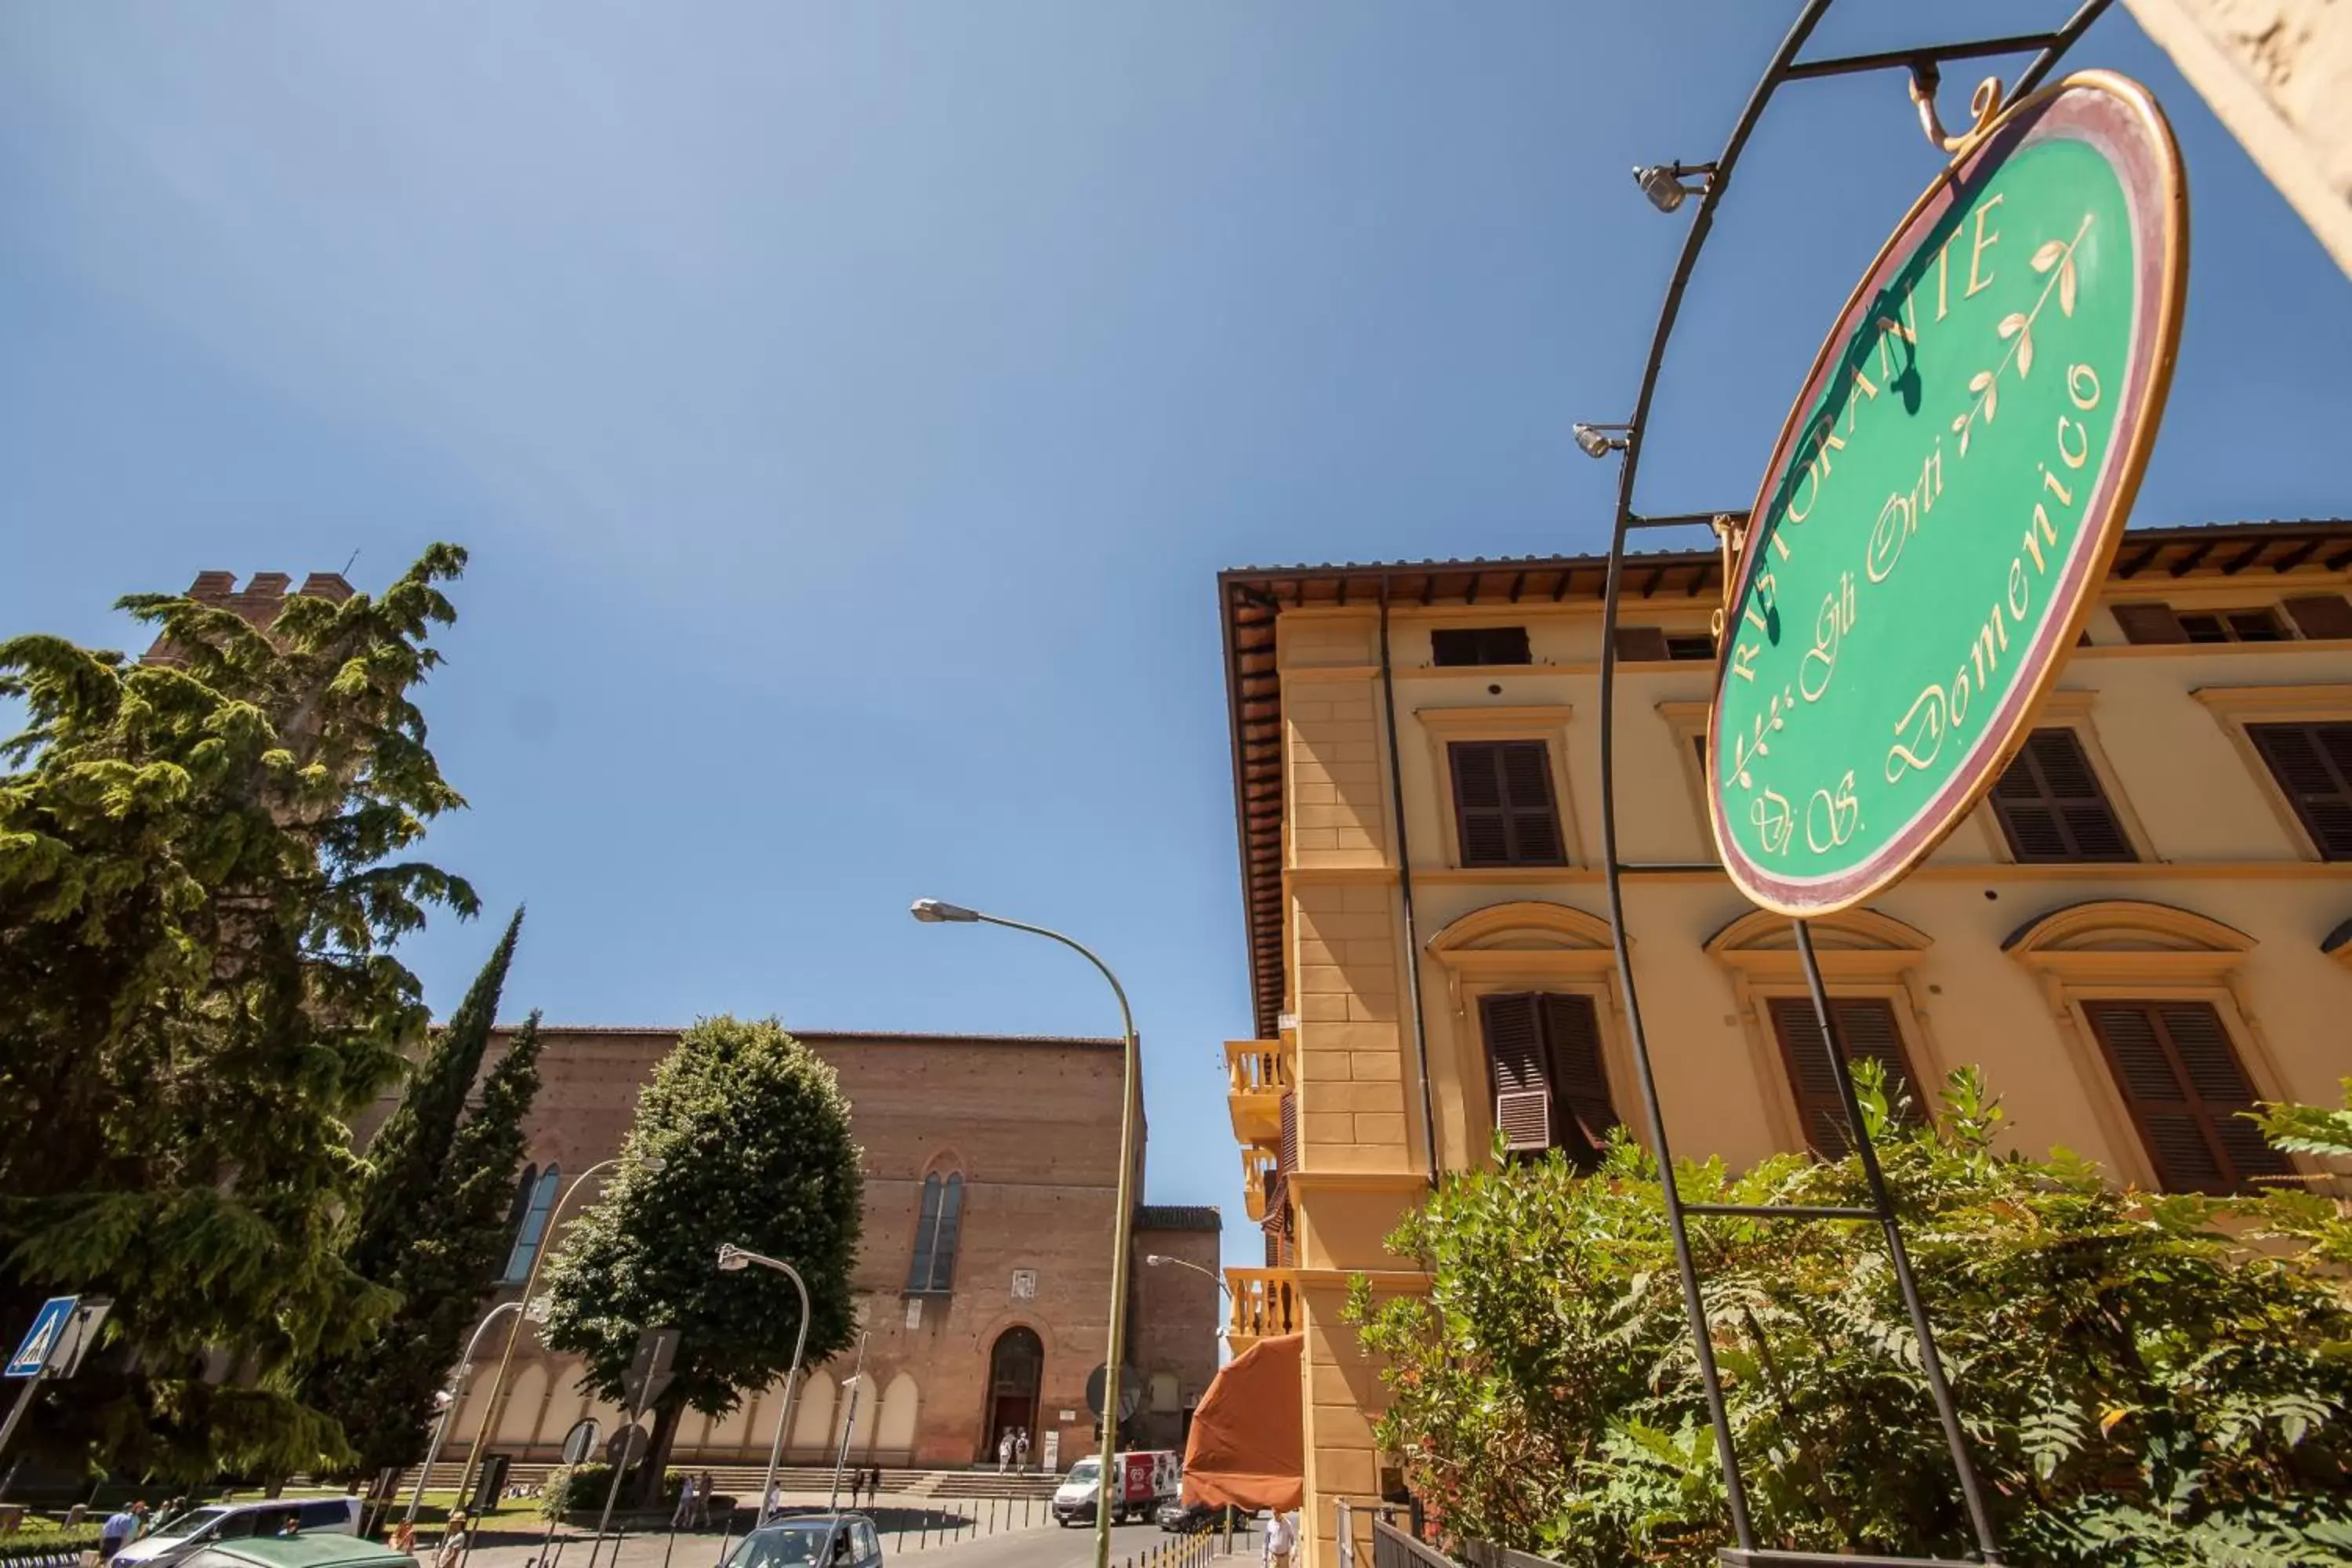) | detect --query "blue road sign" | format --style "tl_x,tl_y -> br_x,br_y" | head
6,1296 -> 78,1378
